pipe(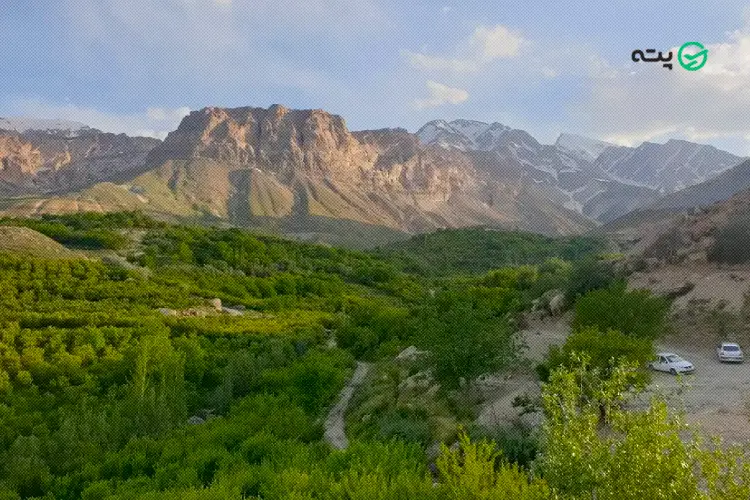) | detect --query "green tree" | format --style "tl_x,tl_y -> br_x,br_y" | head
538,359 -> 750,499
538,327 -> 653,386
565,257 -> 617,301
436,431 -> 552,499
415,292 -> 517,390
572,281 -> 669,340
